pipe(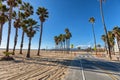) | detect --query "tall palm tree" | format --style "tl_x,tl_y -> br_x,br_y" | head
65,28 -> 69,50
12,1 -> 24,55
62,34 -> 66,51
108,31 -> 115,54
5,0 -> 22,52
65,28 -> 69,33
101,35 -> 108,54
65,28 -> 72,53
99,0 -> 112,59
0,4 -> 9,45
19,2 -> 33,54
12,11 -> 23,55
54,36 -> 59,50
59,34 -> 63,50
113,26 -> 120,54
89,17 -> 97,55
25,18 -> 38,58
36,7 -> 48,56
